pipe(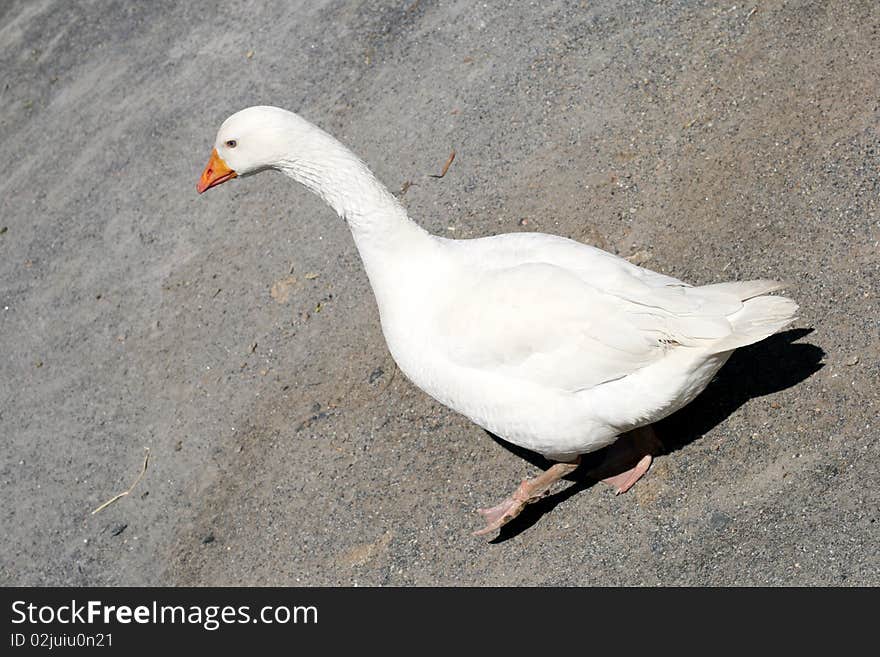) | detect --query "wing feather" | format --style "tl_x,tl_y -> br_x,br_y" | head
434,232 -> 785,394
434,263 -> 665,392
